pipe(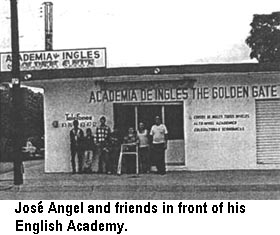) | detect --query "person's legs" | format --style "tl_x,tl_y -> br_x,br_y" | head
151,144 -> 159,172
91,148 -> 99,172
141,147 -> 150,173
83,150 -> 91,173
97,146 -> 105,173
157,144 -> 166,174
71,148 -> 76,173
88,150 -> 93,172
83,150 -> 89,171
104,150 -> 112,174
139,148 -> 143,173
100,148 -> 109,173
153,144 -> 166,174
150,145 -> 155,168
159,146 -> 166,174
146,147 -> 151,173
77,150 -> 84,173
111,147 -> 120,174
